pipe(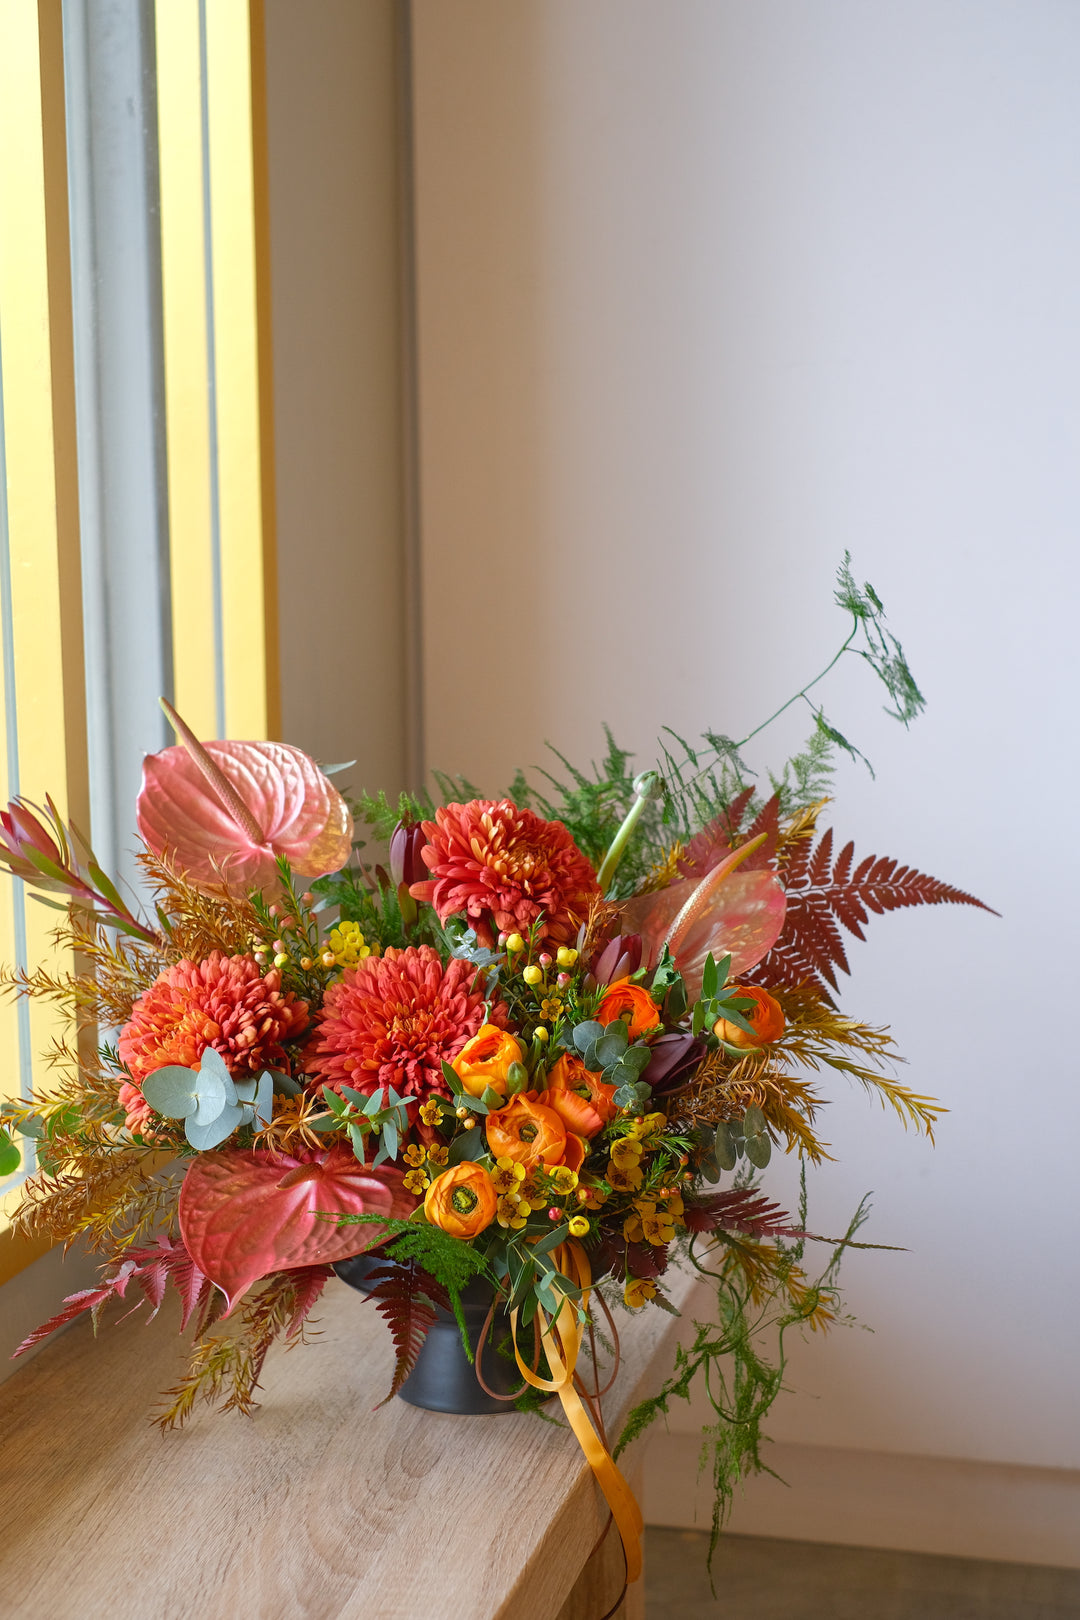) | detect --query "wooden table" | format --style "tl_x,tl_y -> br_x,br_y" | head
0,1265 -> 696,1619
